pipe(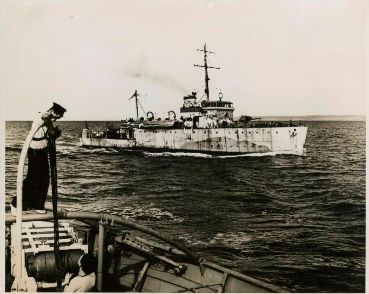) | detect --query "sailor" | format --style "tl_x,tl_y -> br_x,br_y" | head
36,253 -> 97,292
63,254 -> 97,292
184,118 -> 193,129
10,102 -> 66,215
